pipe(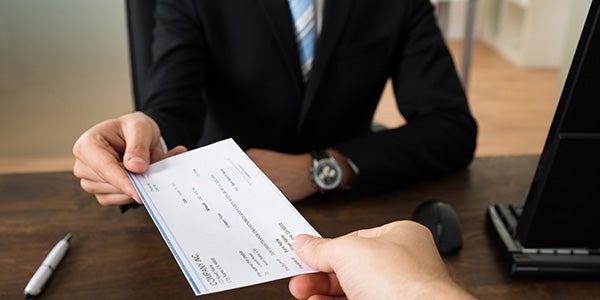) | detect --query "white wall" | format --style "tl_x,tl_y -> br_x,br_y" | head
0,1 -> 133,157
432,0 -> 470,41
558,0 -> 593,91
